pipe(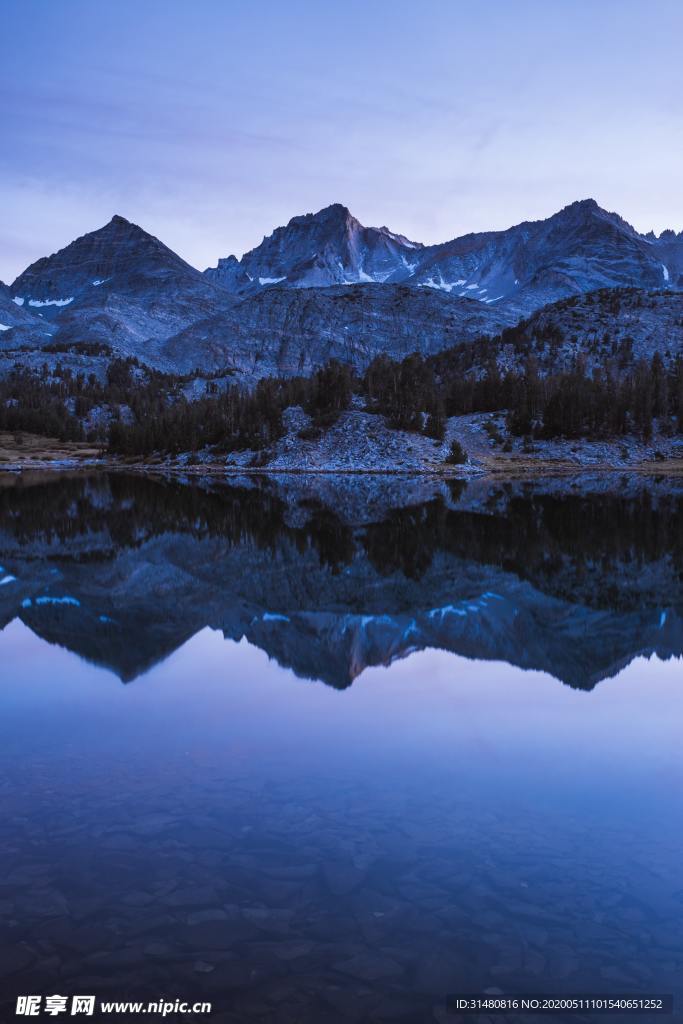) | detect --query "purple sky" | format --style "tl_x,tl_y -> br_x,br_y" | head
1,0 -> 682,283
